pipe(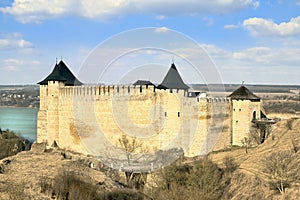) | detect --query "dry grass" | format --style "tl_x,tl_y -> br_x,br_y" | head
209,118 -> 300,199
